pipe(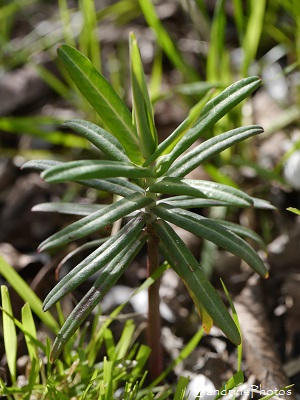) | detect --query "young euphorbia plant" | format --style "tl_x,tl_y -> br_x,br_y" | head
23,34 -> 271,379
